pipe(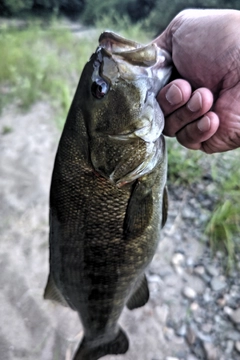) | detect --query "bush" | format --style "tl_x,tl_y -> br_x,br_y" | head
0,0 -> 33,14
